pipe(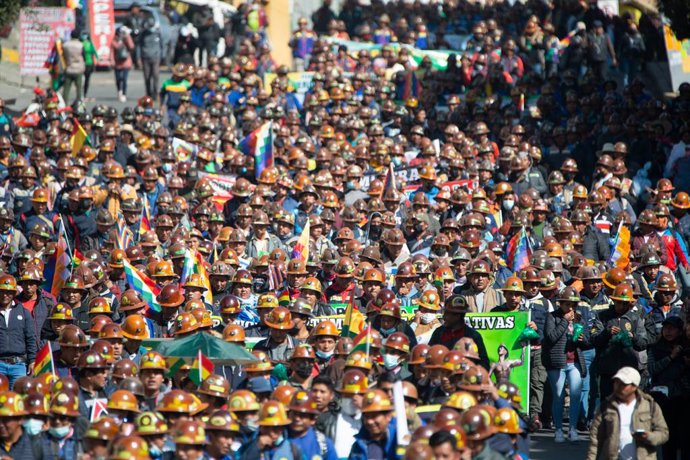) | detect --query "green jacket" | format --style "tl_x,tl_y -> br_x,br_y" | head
587,390 -> 669,460
82,39 -> 98,66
